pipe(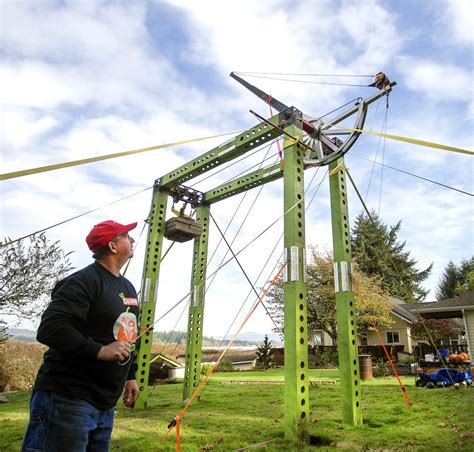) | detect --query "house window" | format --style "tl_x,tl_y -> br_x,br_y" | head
313,331 -> 324,346
386,331 -> 400,344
